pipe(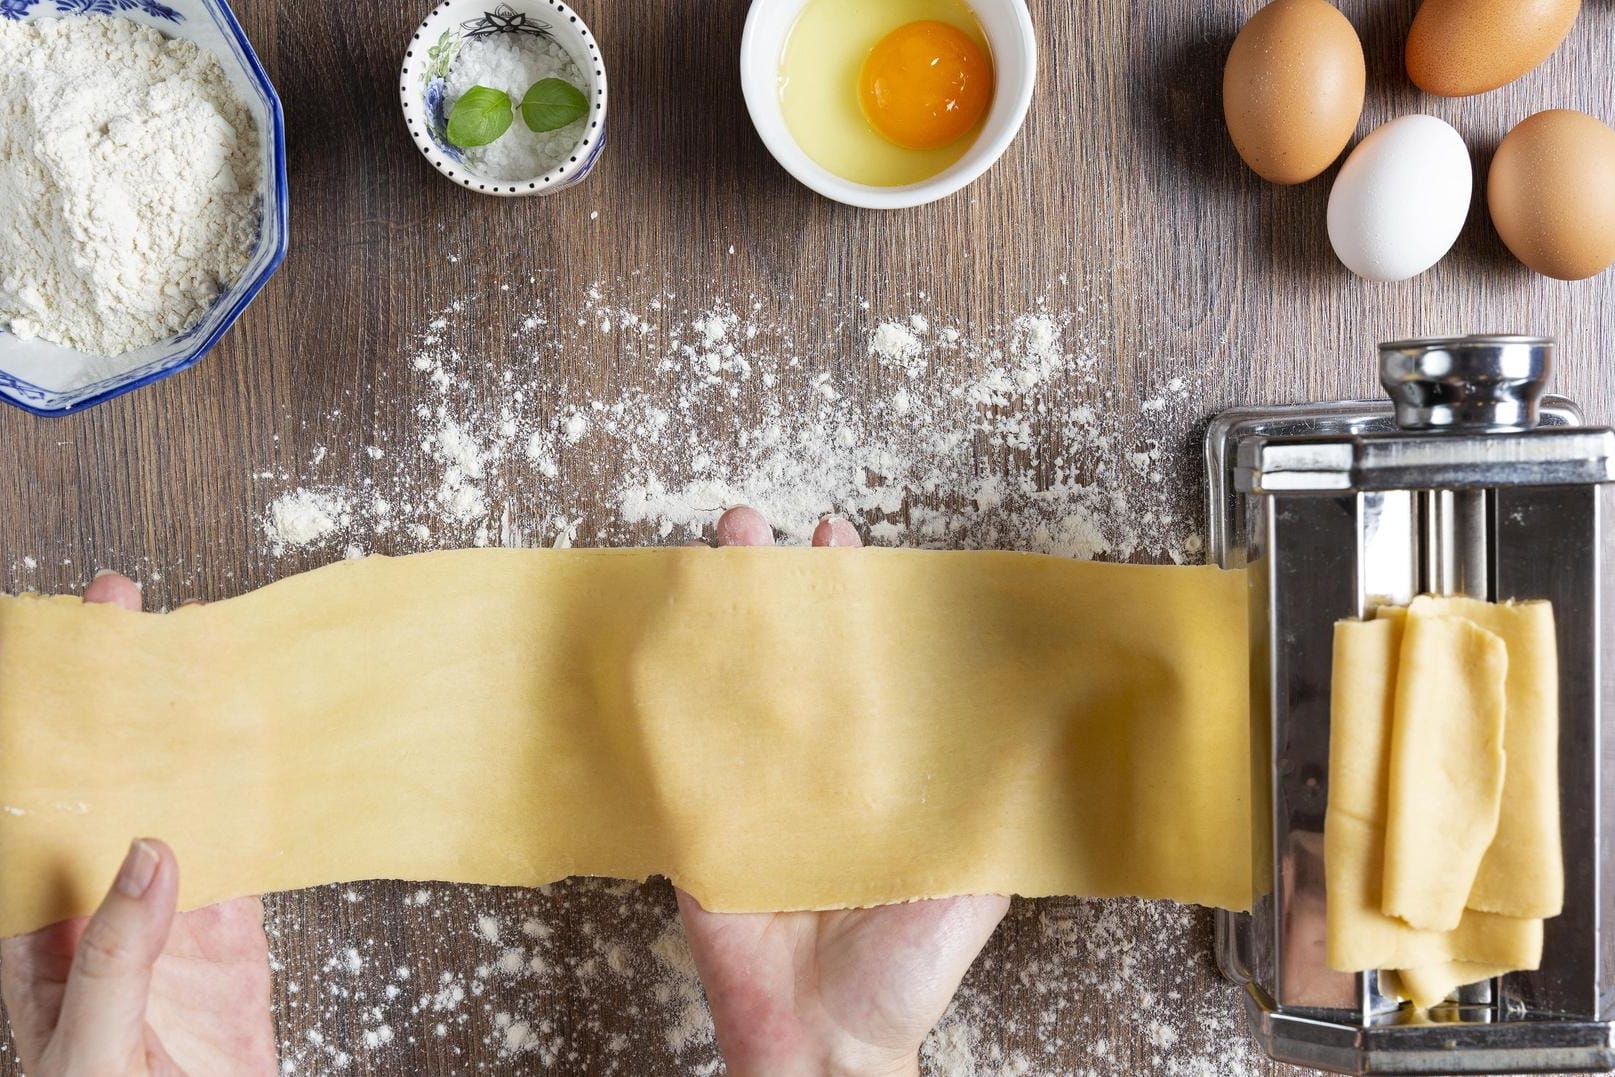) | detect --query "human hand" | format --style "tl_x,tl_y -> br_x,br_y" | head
0,573 -> 276,1077
676,508 -> 1010,1077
